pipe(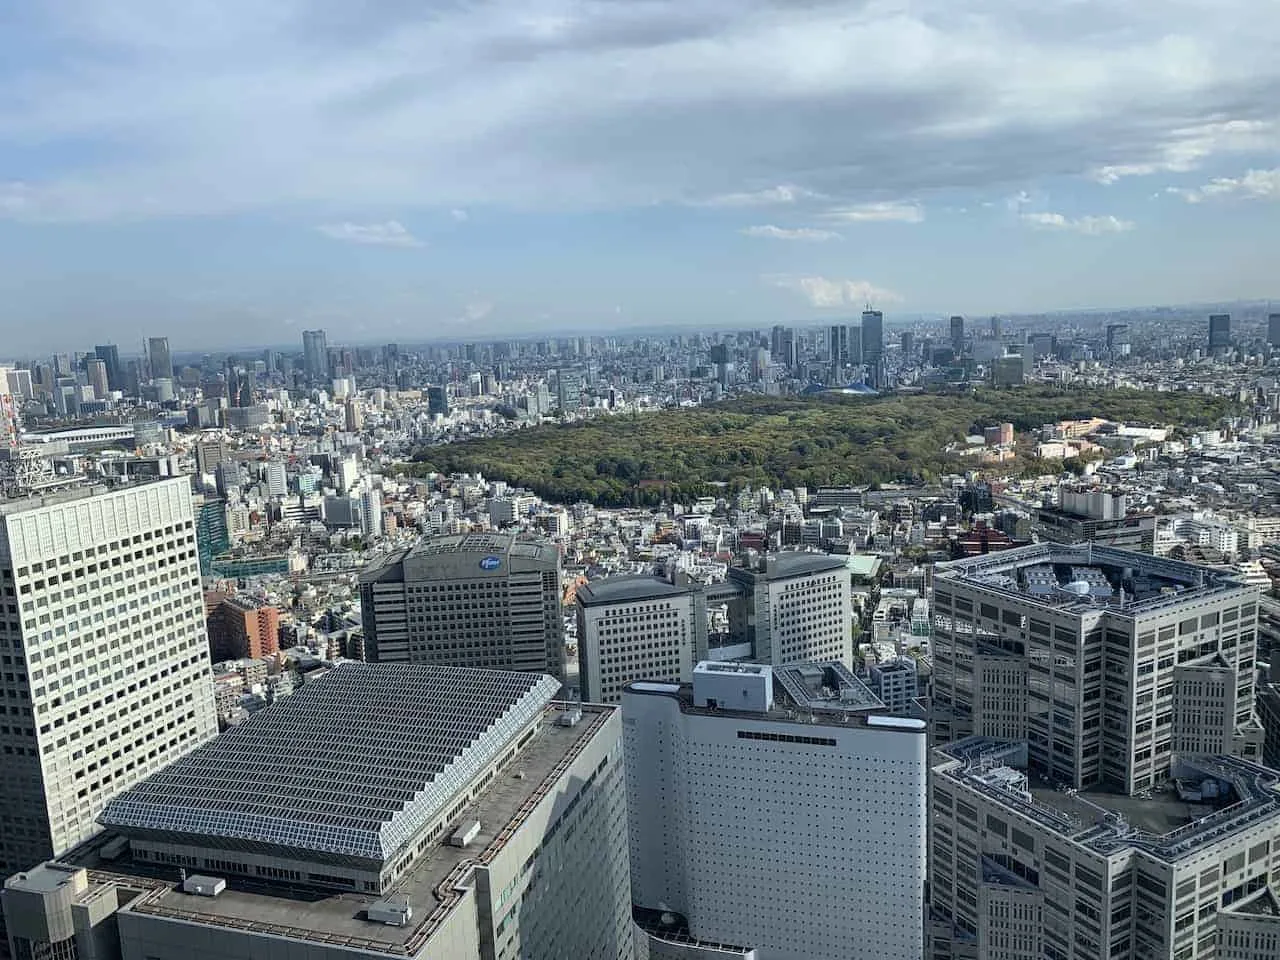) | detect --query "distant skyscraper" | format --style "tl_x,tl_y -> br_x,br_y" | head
900,331 -> 915,357
146,337 -> 173,382
1208,313 -> 1232,354
829,324 -> 848,366
625,661 -> 927,960
427,384 -> 450,417
989,315 -> 1003,338
0,478 -> 218,874
950,315 -> 965,354
556,368 -> 582,412
301,329 -> 329,381
1106,322 -> 1131,358
91,345 -> 122,391
861,309 -> 884,369
1268,313 -> 1280,347
84,358 -> 110,400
